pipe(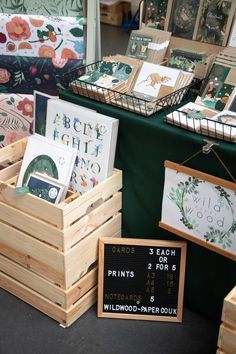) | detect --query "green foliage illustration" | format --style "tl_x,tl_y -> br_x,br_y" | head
168,178 -> 236,250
